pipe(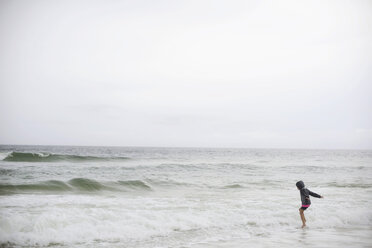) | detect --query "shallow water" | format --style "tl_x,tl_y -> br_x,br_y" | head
0,145 -> 371,247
